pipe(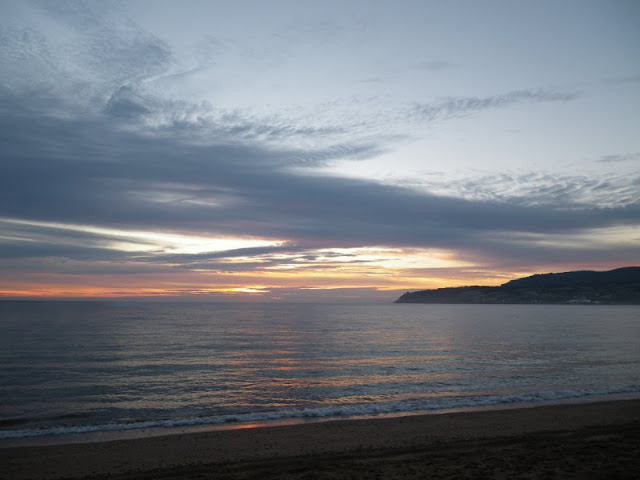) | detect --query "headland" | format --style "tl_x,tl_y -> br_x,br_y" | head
396,266 -> 640,304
